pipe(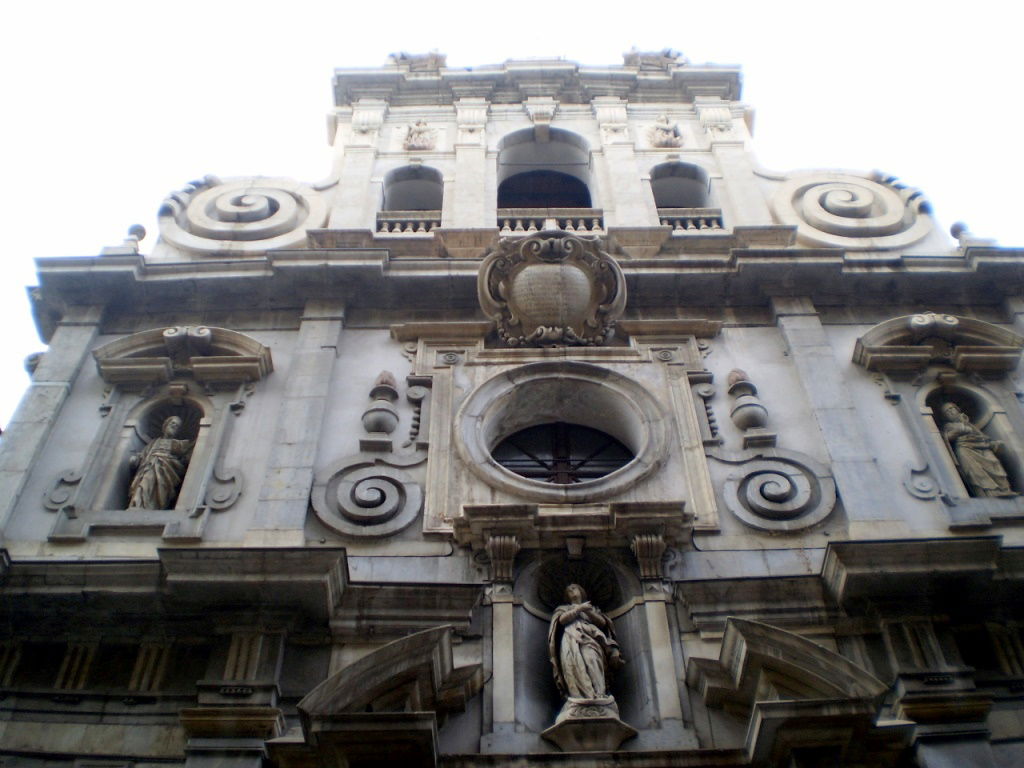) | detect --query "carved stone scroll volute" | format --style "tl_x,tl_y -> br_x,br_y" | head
478,232 -> 626,347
